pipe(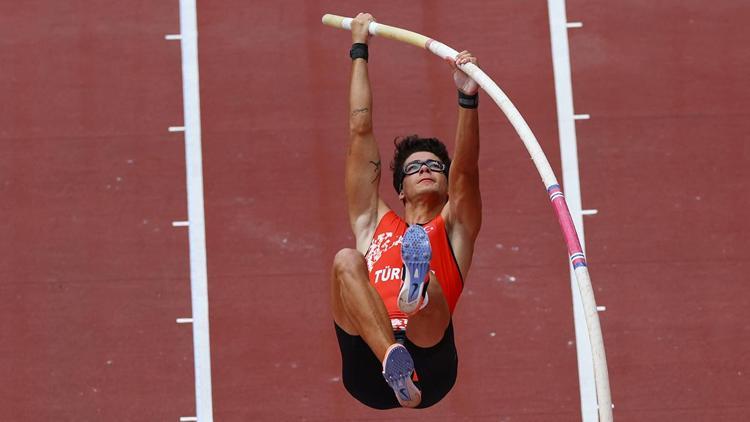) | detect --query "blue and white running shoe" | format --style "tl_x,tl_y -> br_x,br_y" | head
399,224 -> 431,315
382,344 -> 421,408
